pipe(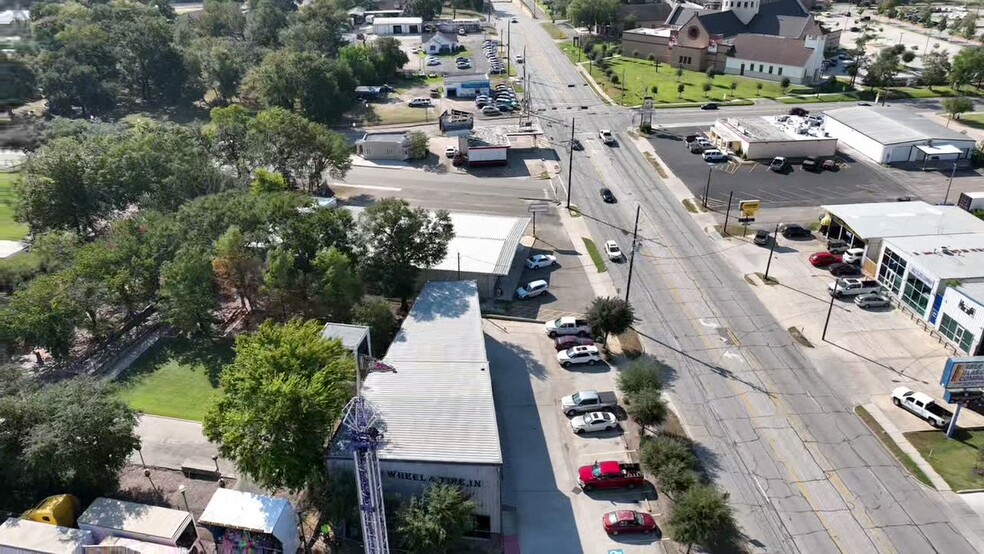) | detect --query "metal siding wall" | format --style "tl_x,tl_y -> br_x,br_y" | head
825,117 -> 888,163
937,286 -> 984,353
